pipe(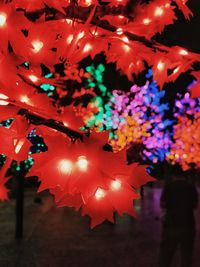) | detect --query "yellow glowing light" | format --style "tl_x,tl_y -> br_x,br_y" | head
29,75 -> 39,83
0,13 -> 7,27
66,34 -> 73,44
0,93 -> 9,105
58,159 -> 73,174
110,179 -> 121,191
116,28 -> 123,35
95,188 -> 106,200
77,156 -> 88,171
179,49 -> 188,56
154,7 -> 164,16
83,43 -> 92,53
157,61 -> 164,71
143,18 -> 151,25
32,40 -> 43,52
